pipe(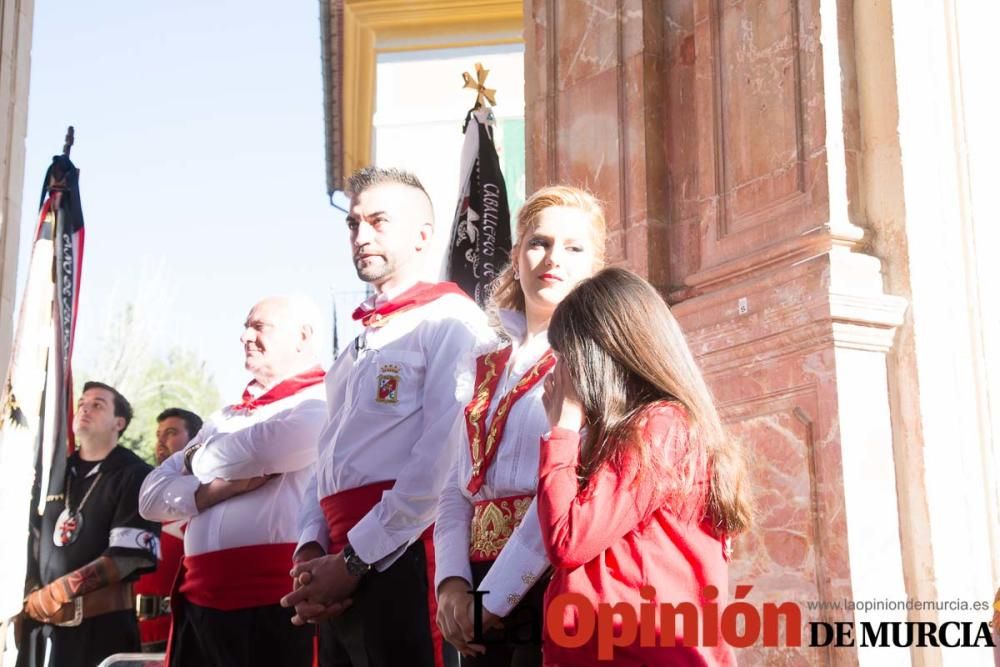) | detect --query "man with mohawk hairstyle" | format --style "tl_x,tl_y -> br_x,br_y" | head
283,166 -> 492,667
